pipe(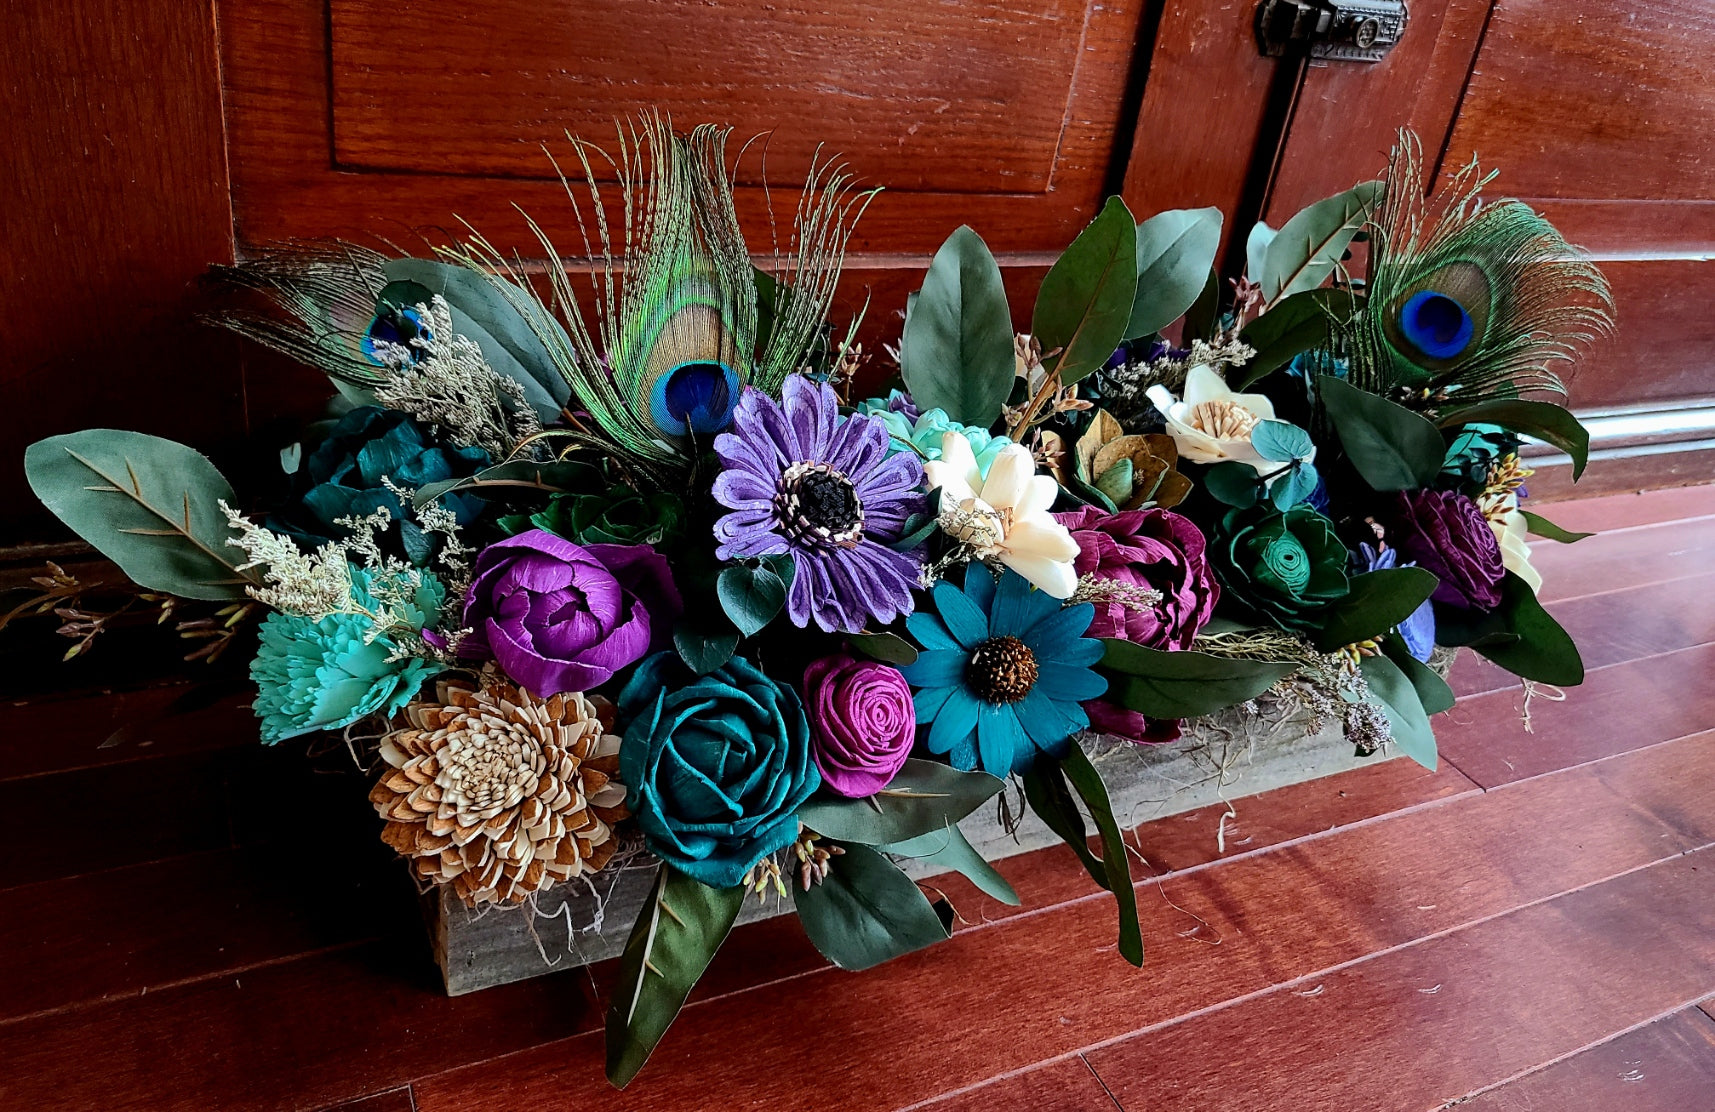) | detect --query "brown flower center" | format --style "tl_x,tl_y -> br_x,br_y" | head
966,635 -> 1039,704
777,461 -> 865,549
